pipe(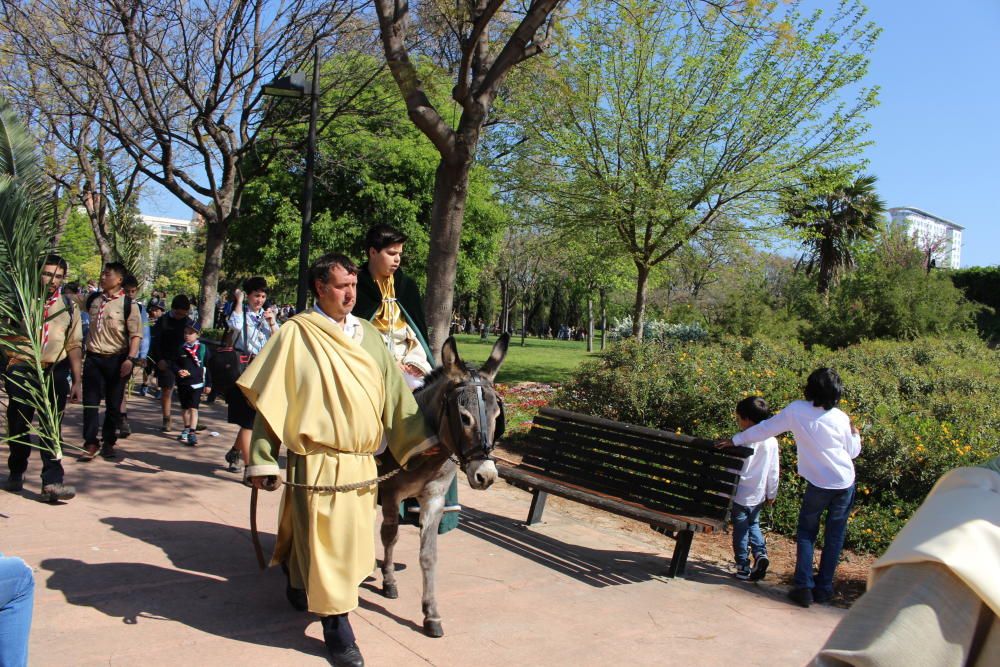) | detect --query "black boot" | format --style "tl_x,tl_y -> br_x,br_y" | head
322,614 -> 363,667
